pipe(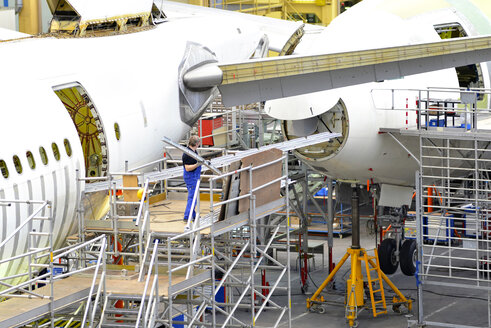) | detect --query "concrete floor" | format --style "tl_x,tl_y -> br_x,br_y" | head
225,226 -> 491,328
